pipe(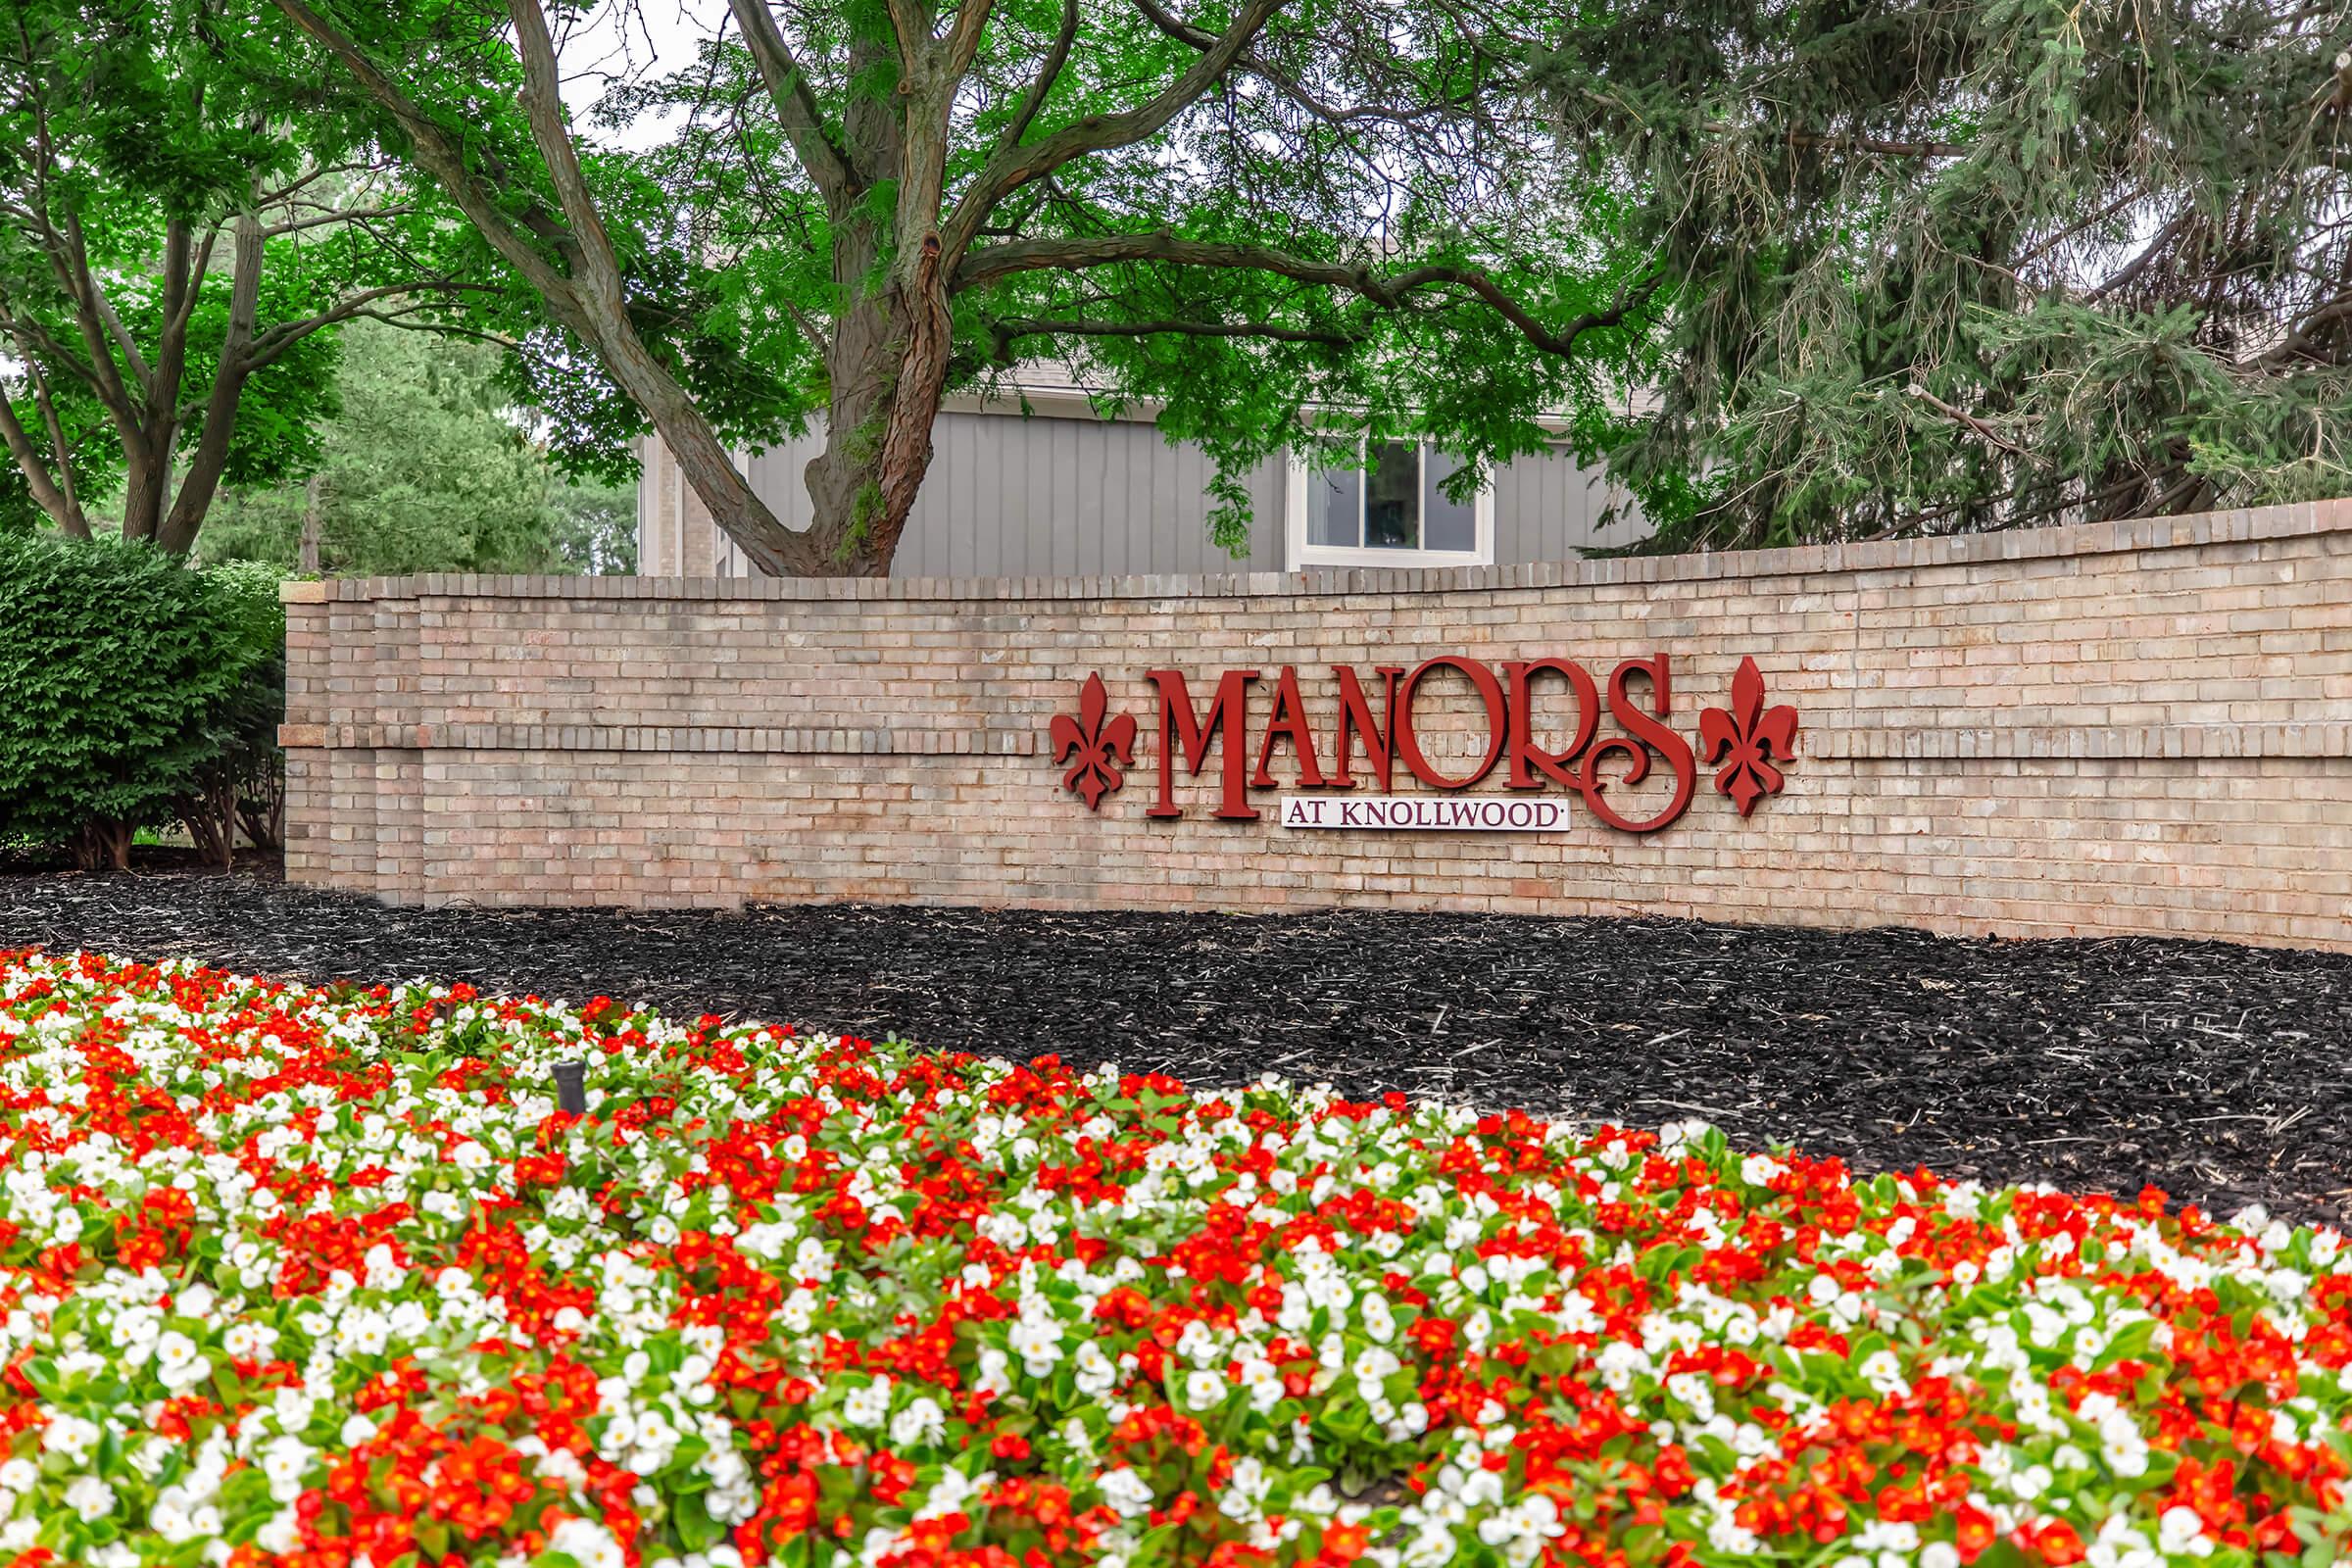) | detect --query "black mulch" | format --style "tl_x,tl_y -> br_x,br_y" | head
6,864 -> 2351,1227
